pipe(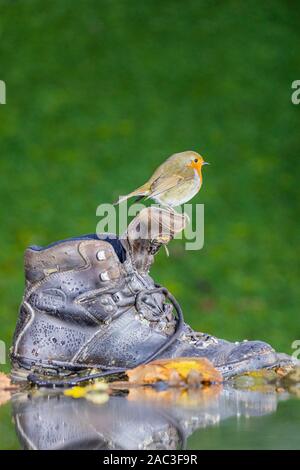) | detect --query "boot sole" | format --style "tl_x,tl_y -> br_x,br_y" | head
11,349 -> 294,385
